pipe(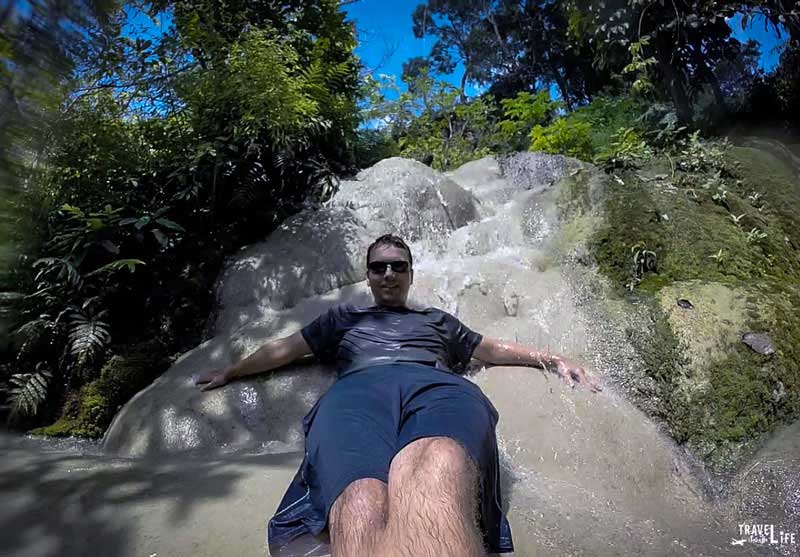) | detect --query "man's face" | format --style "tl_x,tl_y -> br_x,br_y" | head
366,244 -> 413,307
